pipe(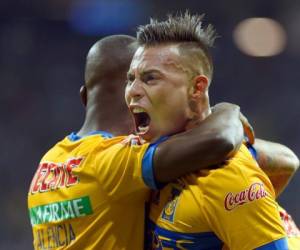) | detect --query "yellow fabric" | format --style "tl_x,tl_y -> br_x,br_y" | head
149,144 -> 286,250
28,134 -> 150,250
278,205 -> 300,250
